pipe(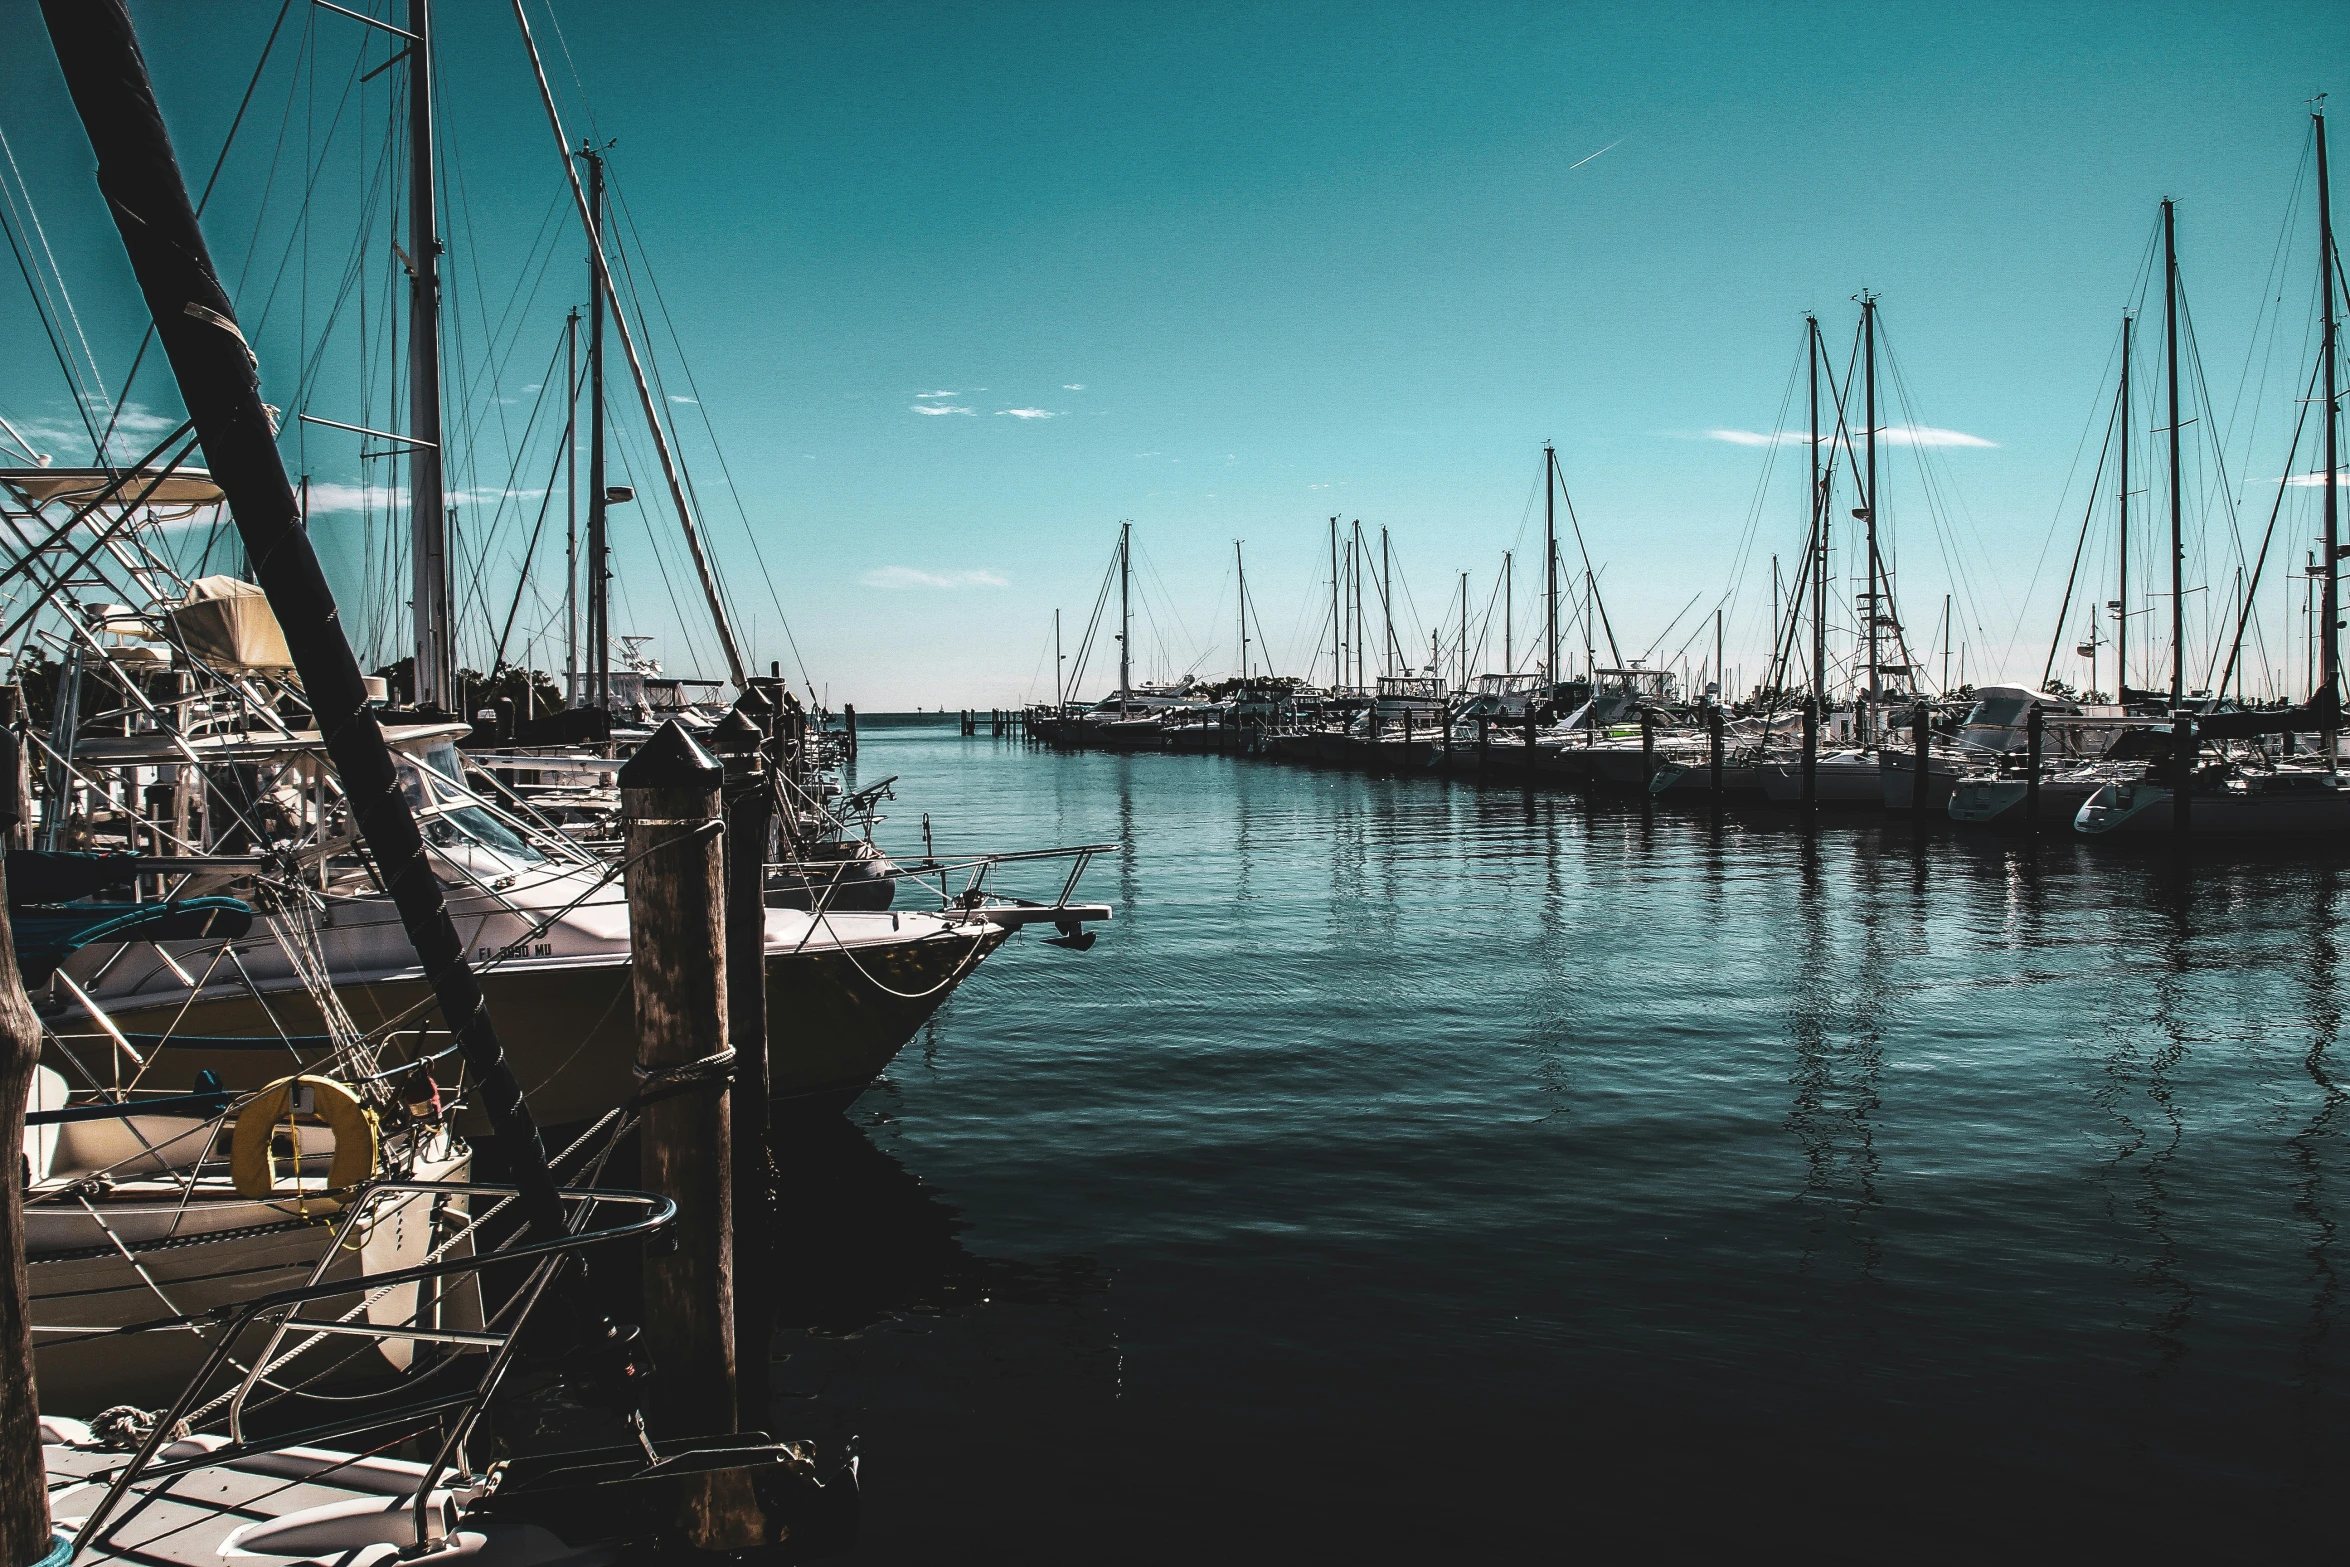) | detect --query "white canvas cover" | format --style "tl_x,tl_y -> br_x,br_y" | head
168,575 -> 293,669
